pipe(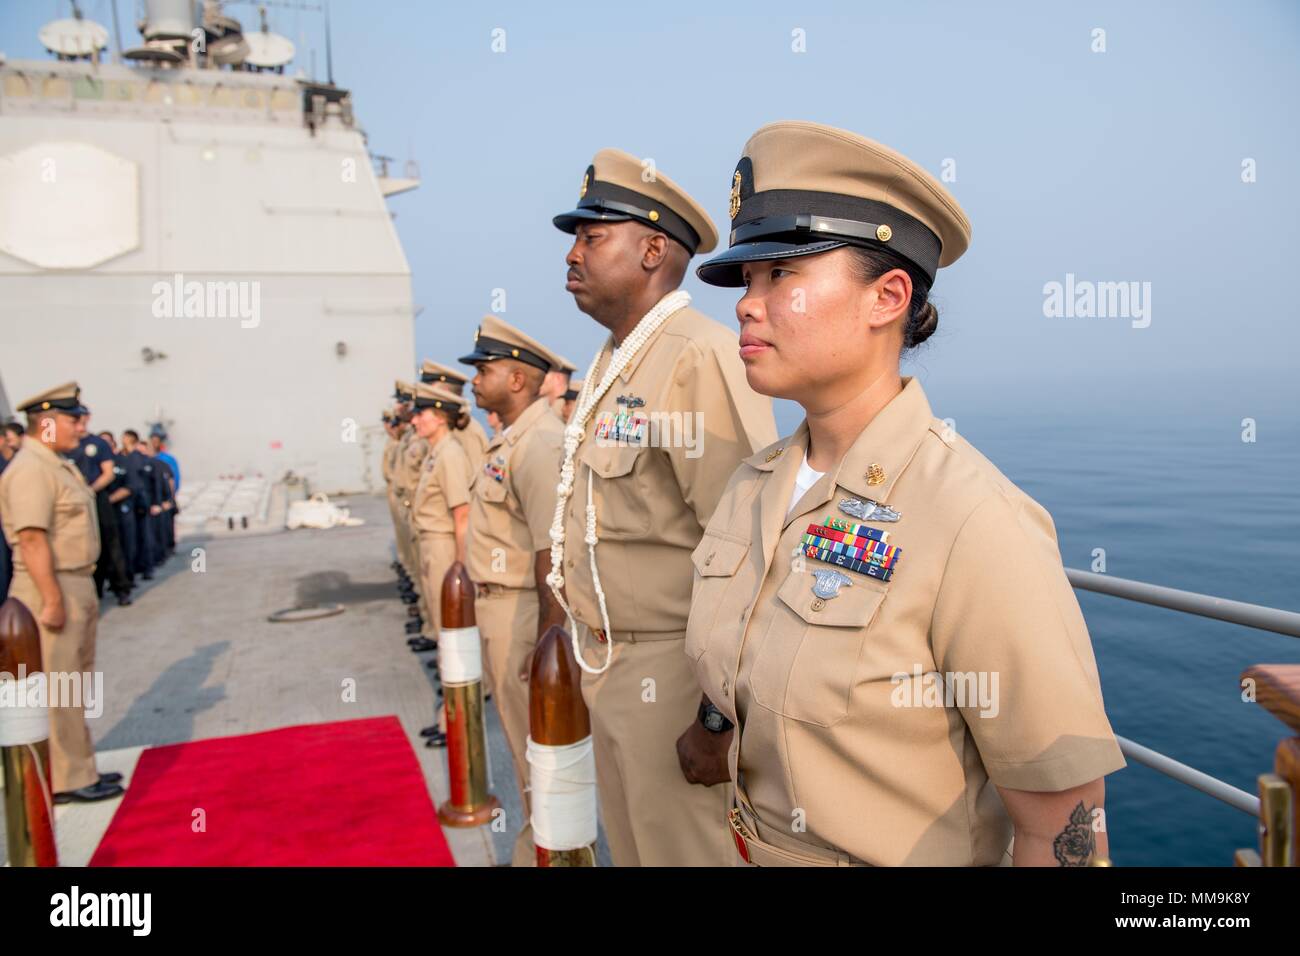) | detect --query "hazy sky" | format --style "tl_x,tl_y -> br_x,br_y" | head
5,0 -> 1298,430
